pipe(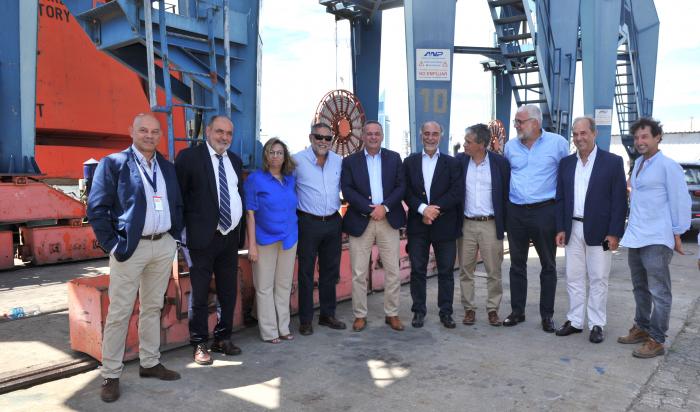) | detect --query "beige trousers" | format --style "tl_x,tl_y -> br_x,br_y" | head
253,241 -> 297,341
458,219 -> 503,312
101,233 -> 176,378
348,219 -> 401,318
